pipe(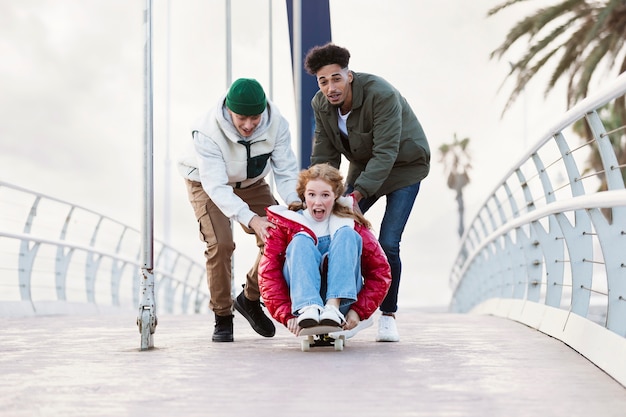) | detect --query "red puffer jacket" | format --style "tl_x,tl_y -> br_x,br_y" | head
258,204 -> 391,326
